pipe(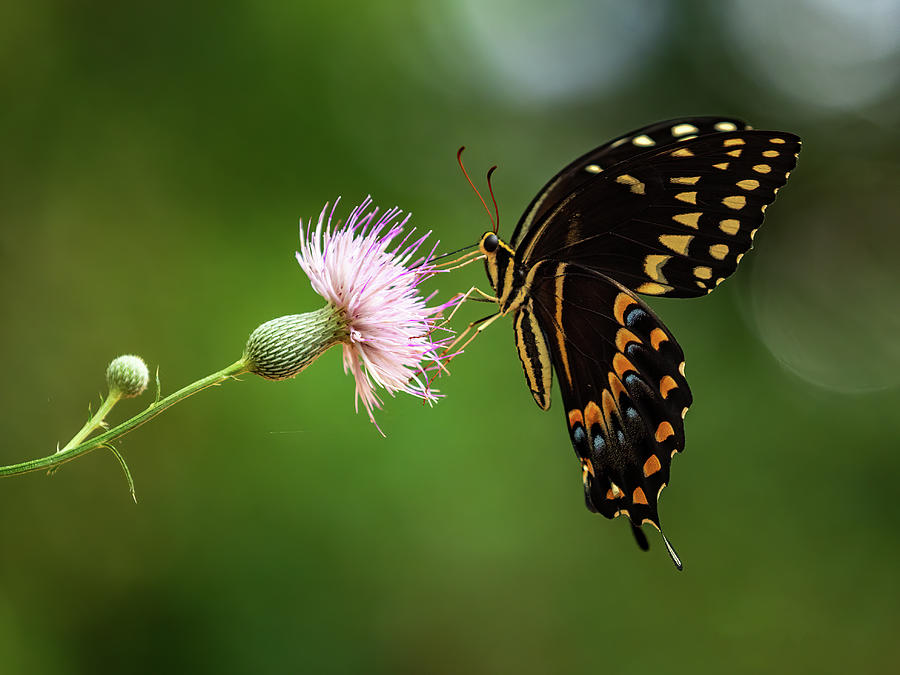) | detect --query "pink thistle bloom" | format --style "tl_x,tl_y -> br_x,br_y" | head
296,196 -> 457,430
